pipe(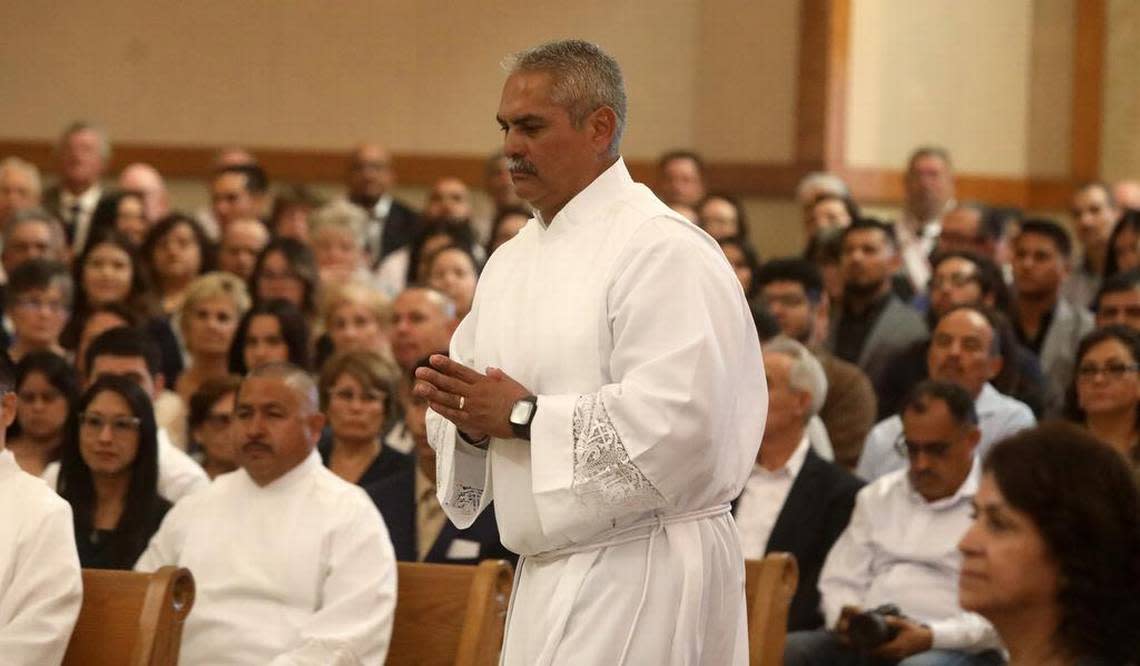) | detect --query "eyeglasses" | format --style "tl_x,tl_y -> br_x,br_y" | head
1076,362 -> 1140,381
331,388 -> 385,404
12,298 -> 66,313
79,412 -> 141,435
894,434 -> 952,459
928,272 -> 979,290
